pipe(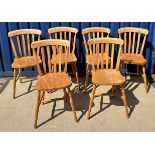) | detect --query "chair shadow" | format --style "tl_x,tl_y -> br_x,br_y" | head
37,80 -> 93,128
89,85 -> 139,119
15,78 -> 36,99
